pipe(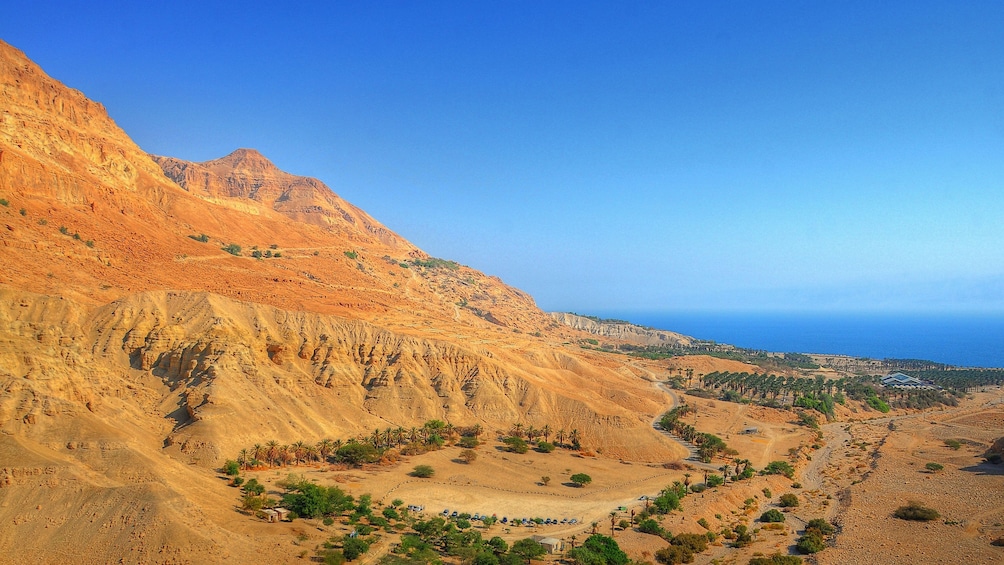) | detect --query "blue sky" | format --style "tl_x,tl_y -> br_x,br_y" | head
5,1 -> 1004,314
